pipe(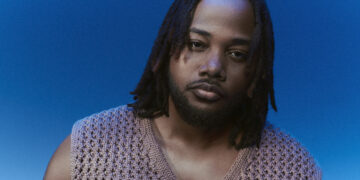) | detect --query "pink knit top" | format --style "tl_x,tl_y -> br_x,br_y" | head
71,105 -> 321,179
